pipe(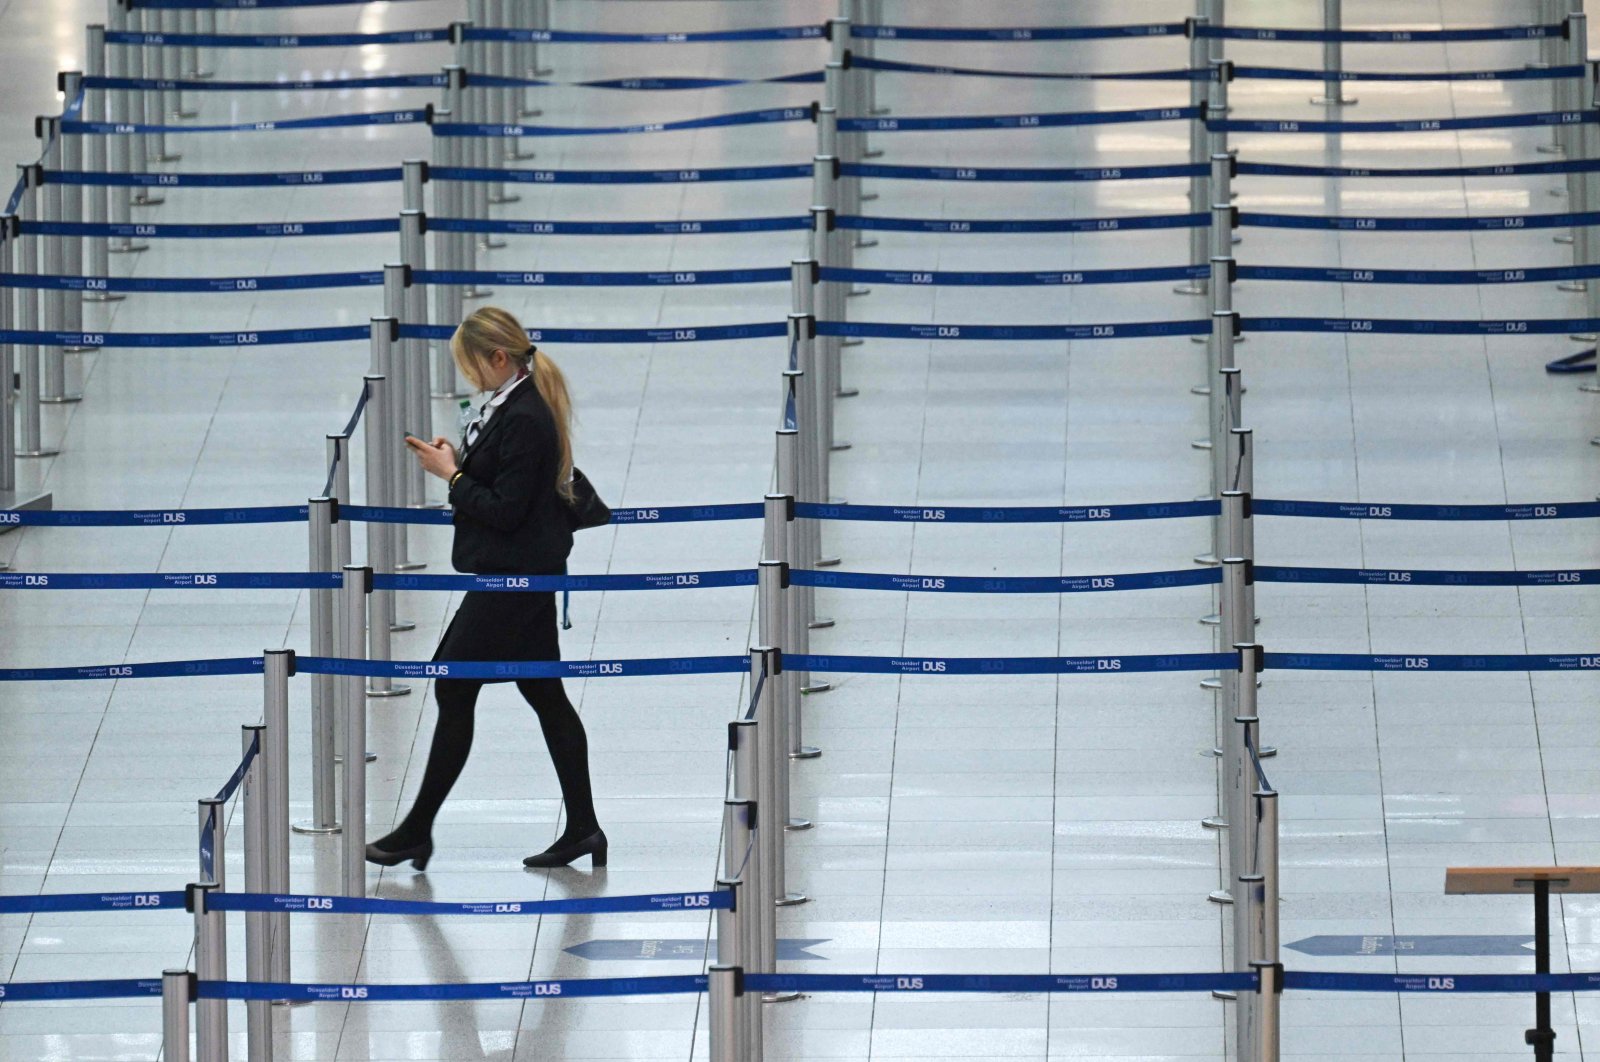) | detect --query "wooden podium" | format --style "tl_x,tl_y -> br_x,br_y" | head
1445,867 -> 1600,1062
